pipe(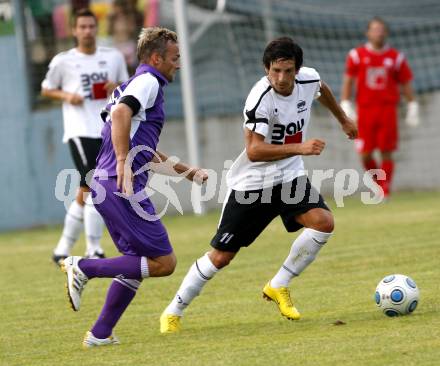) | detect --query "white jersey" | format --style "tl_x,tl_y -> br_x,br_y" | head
42,47 -> 129,143
226,67 -> 321,191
